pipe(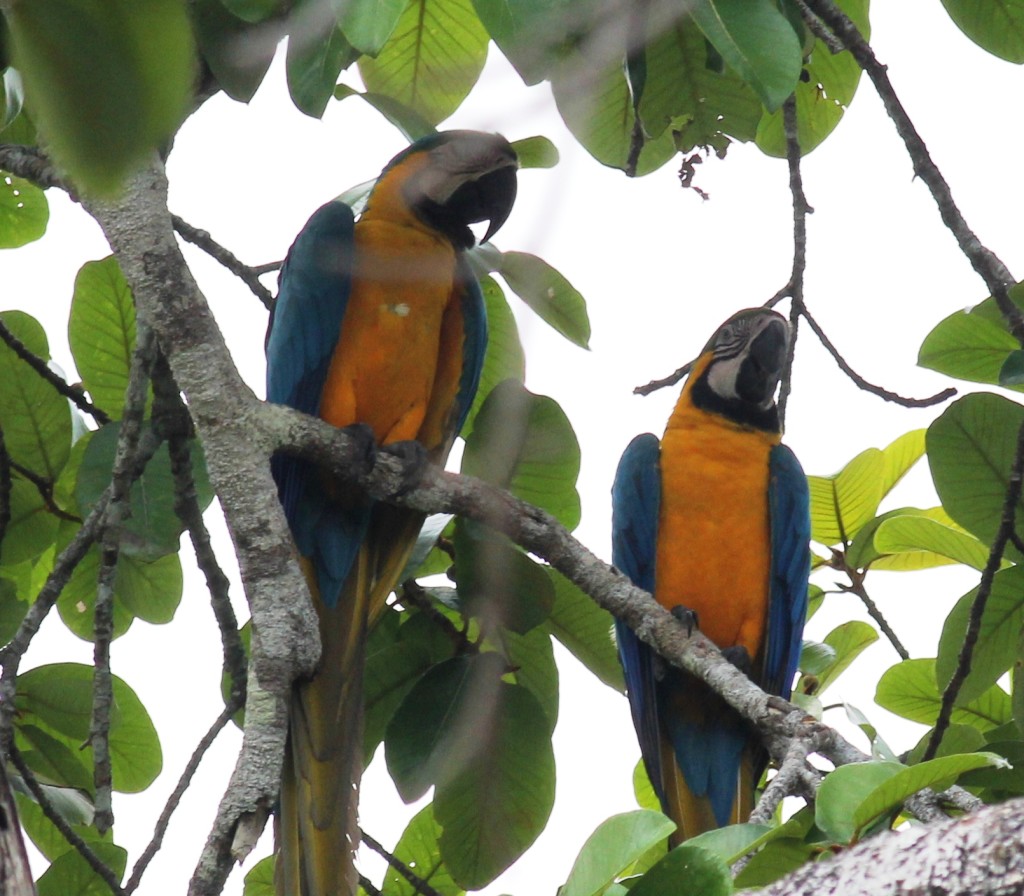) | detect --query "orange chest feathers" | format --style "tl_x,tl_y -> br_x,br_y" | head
655,407 -> 779,657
